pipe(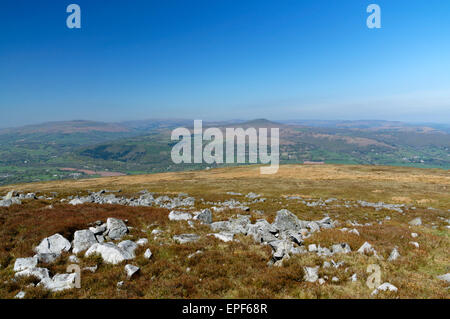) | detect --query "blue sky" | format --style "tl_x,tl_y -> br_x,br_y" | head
1,0 -> 450,127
